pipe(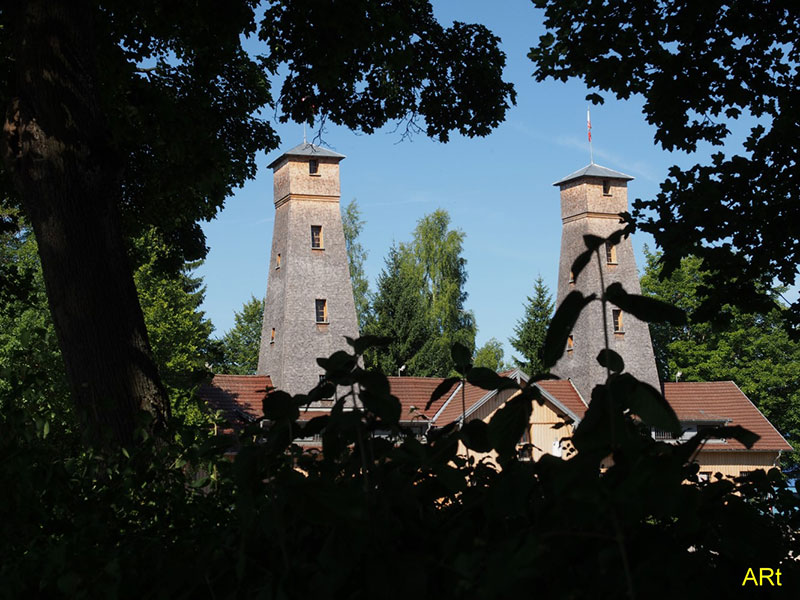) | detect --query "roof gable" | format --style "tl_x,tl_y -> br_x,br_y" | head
553,162 -> 634,186
267,143 -> 346,169
663,381 -> 791,451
